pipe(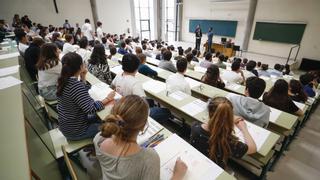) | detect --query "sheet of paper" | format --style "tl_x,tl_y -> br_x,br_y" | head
137,117 -> 164,145
269,108 -> 281,123
0,52 -> 20,60
110,65 -> 123,74
88,82 -> 122,101
293,101 -> 305,110
143,80 -> 166,94
185,77 -> 202,88
260,76 -> 270,81
147,64 -> 164,73
168,91 -> 188,101
155,134 -> 224,180
180,99 -> 207,116
226,83 -> 241,90
147,57 -> 160,66
0,65 -> 19,77
0,76 -> 22,90
194,66 -> 207,73
234,122 -> 271,151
